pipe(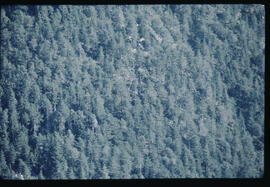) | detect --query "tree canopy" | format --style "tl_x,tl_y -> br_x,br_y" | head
0,4 -> 265,179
